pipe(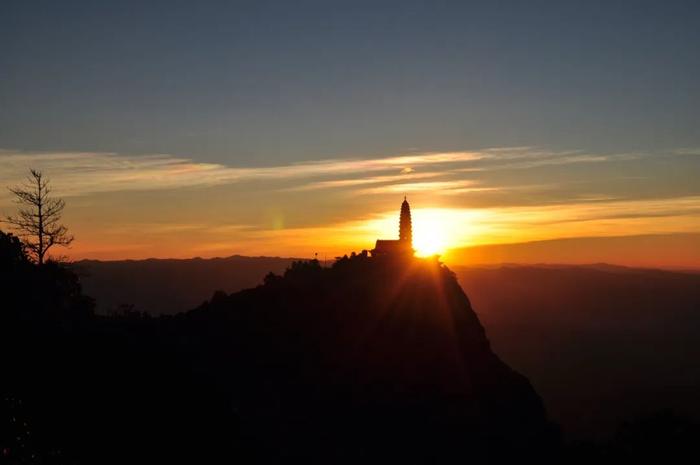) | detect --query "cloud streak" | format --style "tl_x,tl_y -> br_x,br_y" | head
0,147 -> 625,201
